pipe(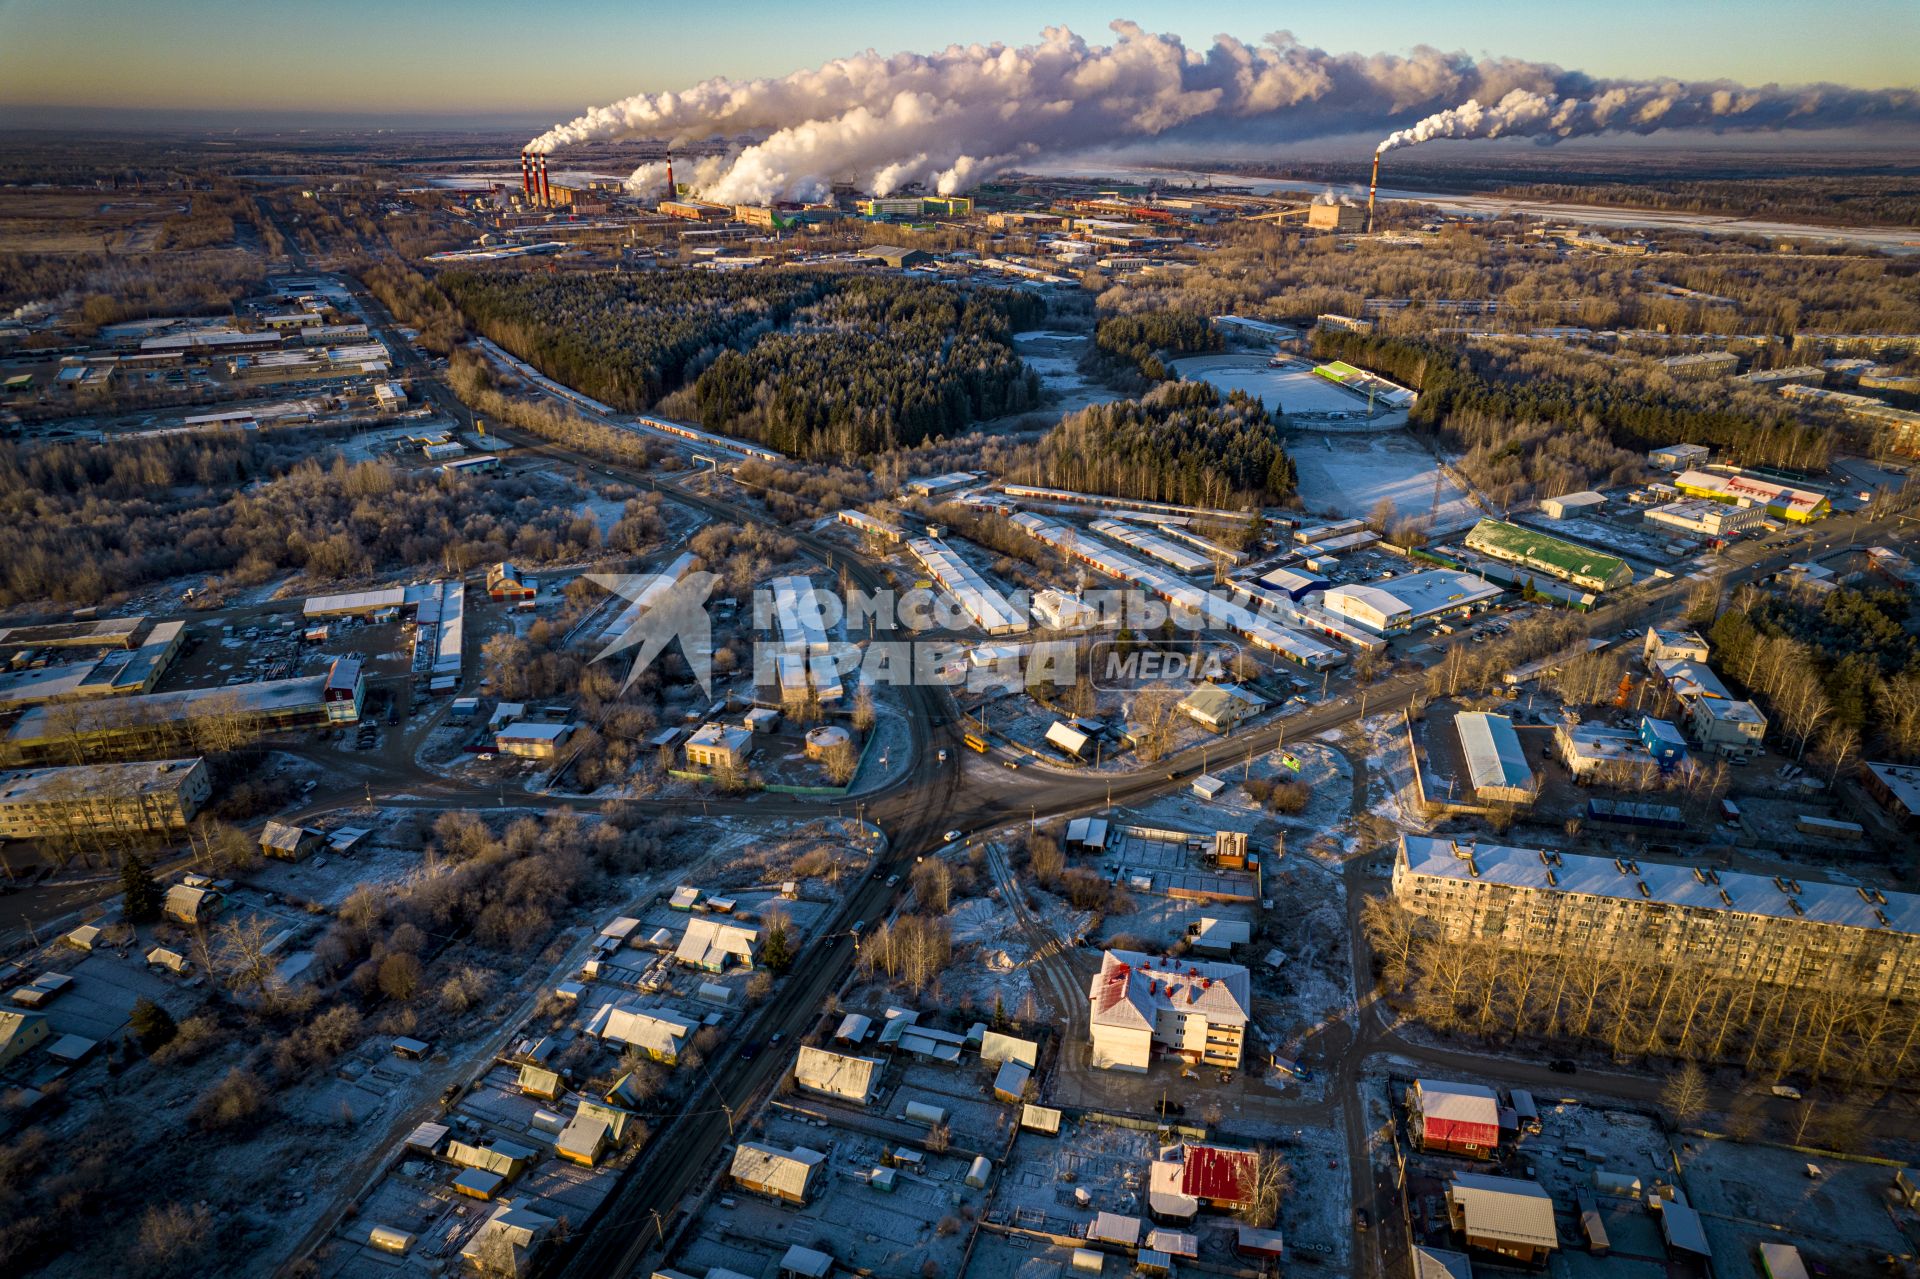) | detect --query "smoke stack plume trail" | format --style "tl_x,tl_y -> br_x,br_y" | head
525,22 -> 1919,205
